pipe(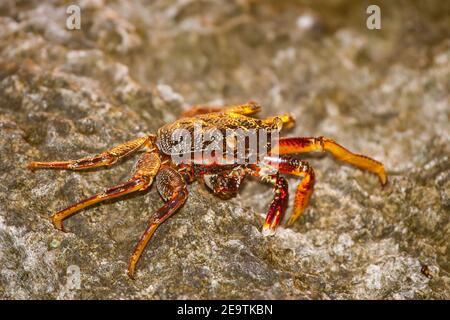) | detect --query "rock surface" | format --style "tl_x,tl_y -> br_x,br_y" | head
0,0 -> 449,299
